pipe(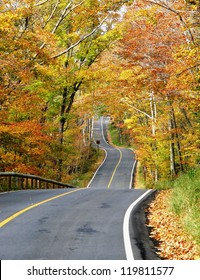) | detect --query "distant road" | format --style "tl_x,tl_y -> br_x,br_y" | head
0,117 -> 153,260
88,117 -> 136,189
